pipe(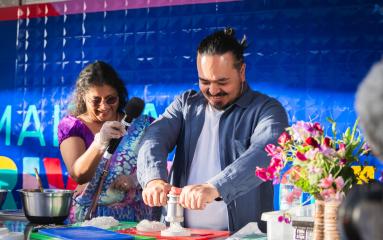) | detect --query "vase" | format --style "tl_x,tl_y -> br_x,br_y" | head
313,199 -> 324,240
324,200 -> 341,240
